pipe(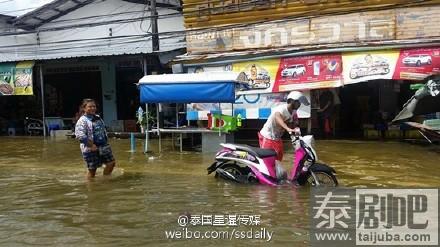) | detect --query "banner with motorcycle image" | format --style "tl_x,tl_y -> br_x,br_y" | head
187,63 -> 311,119
342,50 -> 400,85
273,54 -> 343,92
393,47 -> 440,80
0,61 -> 34,96
232,59 -> 281,95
